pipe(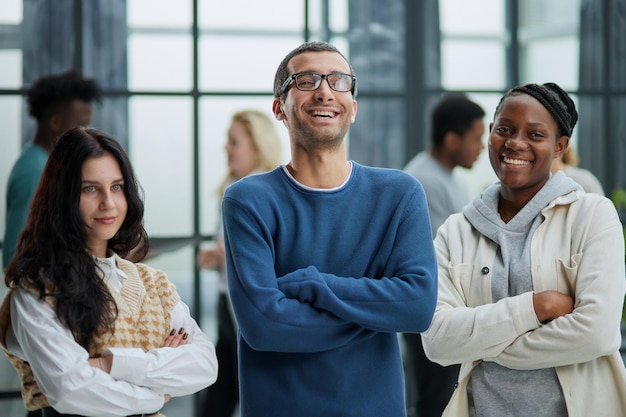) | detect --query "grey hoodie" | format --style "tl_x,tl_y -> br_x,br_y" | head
461,171 -> 582,417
